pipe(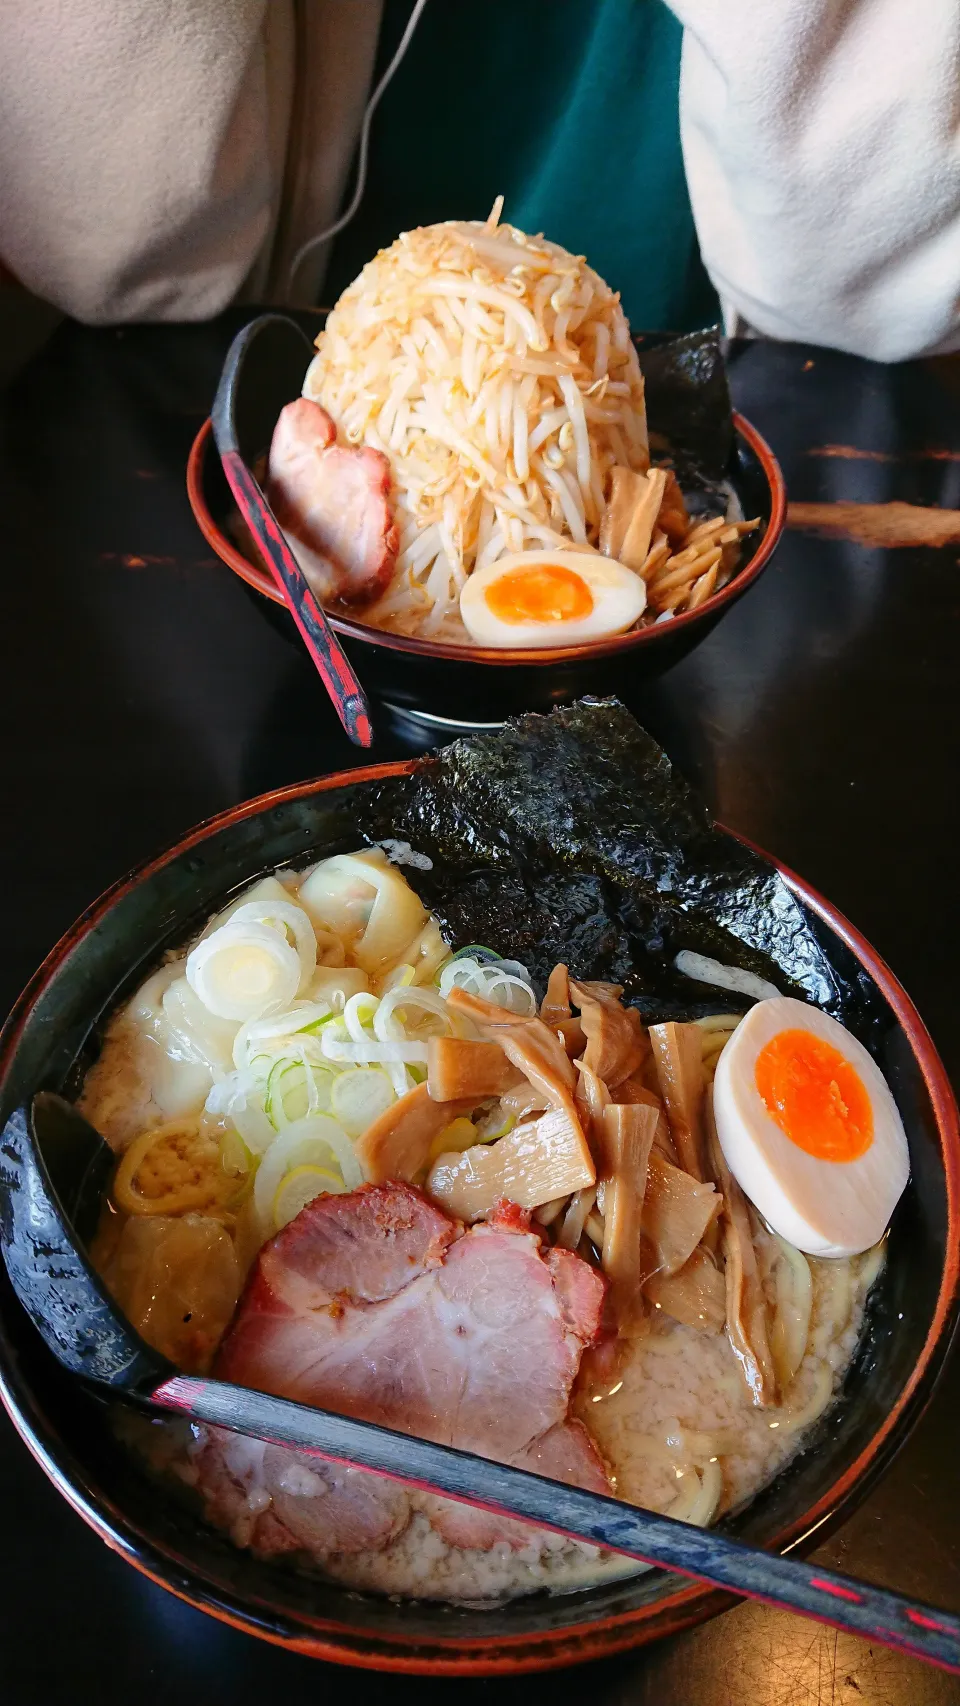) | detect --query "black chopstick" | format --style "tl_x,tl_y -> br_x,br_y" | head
152,1373 -> 960,1675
